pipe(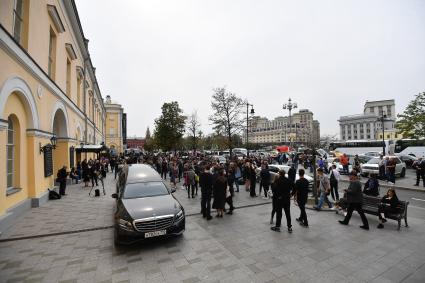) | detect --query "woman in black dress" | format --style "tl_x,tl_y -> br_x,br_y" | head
212,168 -> 227,217
377,188 -> 400,229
